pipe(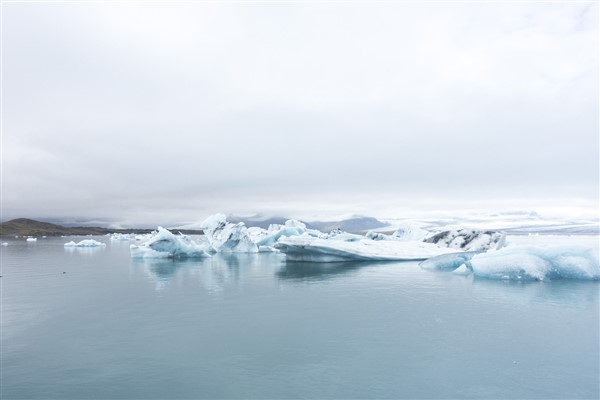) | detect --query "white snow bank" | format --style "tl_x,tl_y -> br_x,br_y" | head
424,229 -> 505,251
64,239 -> 106,247
130,227 -> 210,258
421,245 -> 600,281
201,214 -> 257,253
274,236 -> 458,262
